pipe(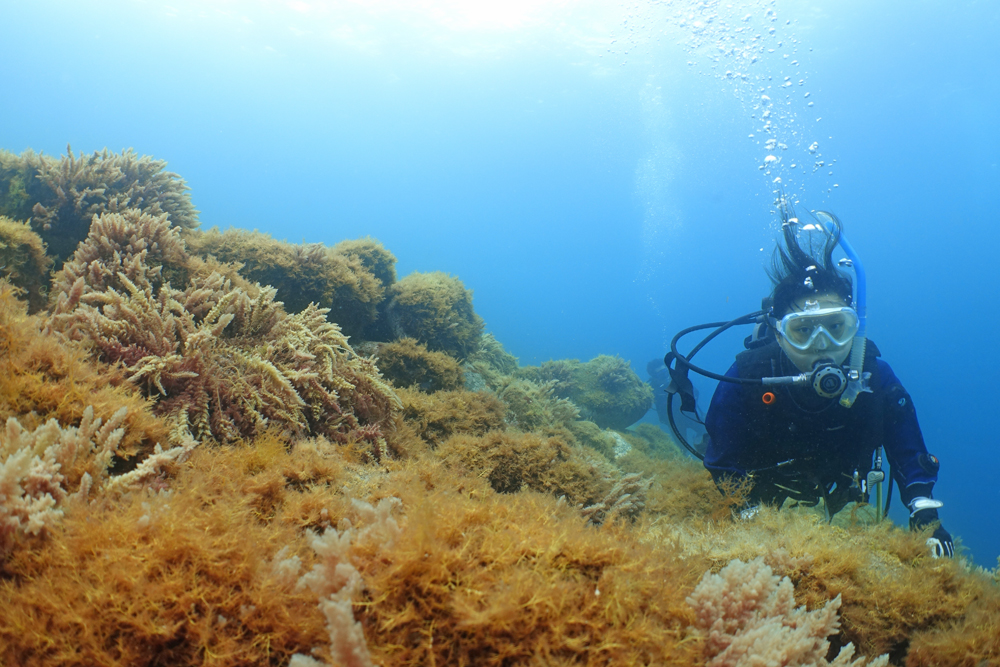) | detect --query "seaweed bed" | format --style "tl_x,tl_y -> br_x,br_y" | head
1,146 -> 999,667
